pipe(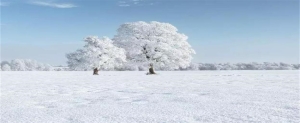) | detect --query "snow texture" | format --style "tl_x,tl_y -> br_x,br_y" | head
1,71 -> 299,123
